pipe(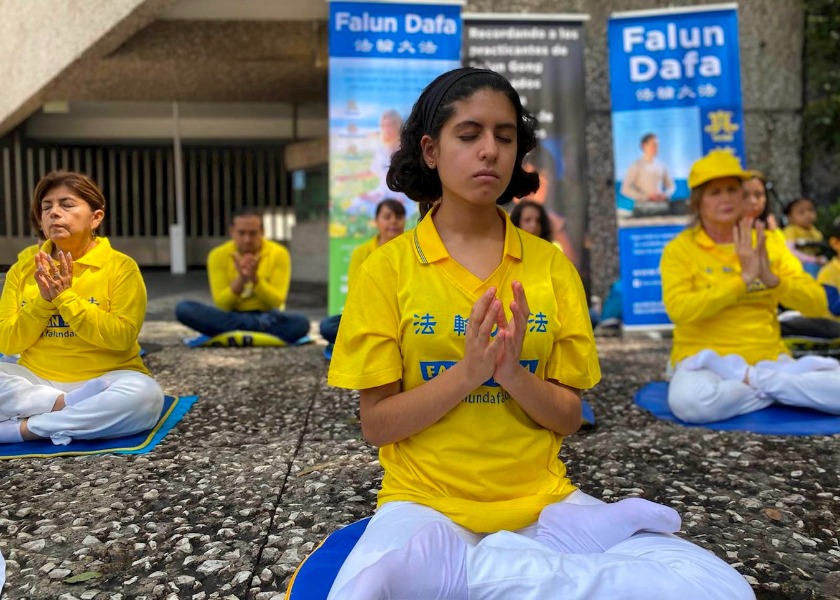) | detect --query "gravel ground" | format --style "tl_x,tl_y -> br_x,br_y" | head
0,287 -> 838,599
